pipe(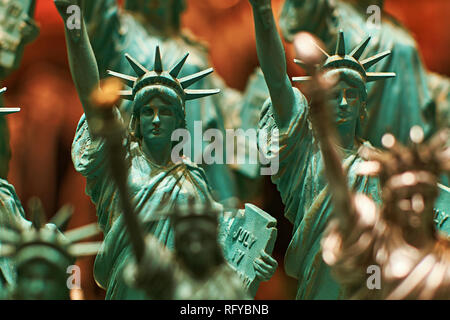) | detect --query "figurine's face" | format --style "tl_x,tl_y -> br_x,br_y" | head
15,261 -> 69,300
175,220 -> 218,278
325,69 -> 366,143
329,81 -> 361,125
140,97 -> 181,150
391,184 -> 436,219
